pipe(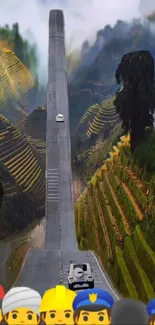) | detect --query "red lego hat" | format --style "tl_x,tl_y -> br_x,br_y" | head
0,285 -> 5,299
